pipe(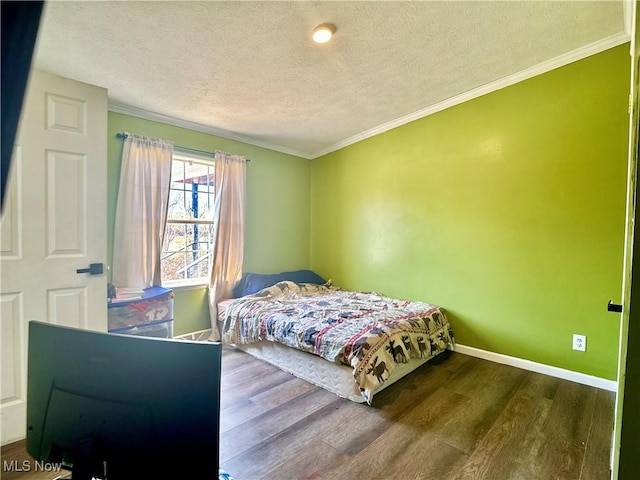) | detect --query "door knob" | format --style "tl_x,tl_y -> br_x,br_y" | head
76,263 -> 104,275
607,300 -> 623,313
